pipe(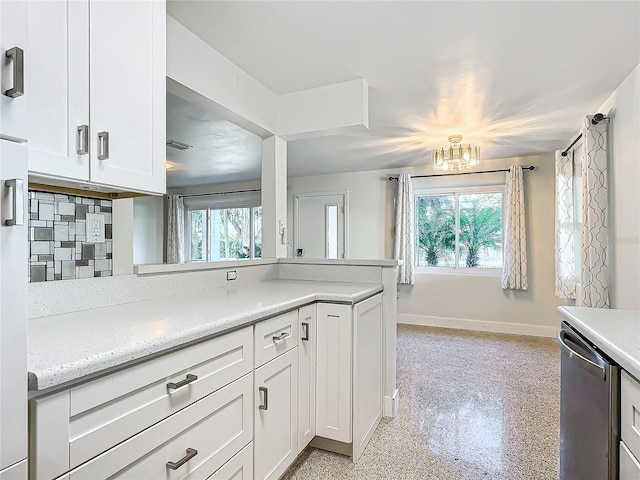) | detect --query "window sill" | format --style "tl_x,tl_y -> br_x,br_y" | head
415,267 -> 502,276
